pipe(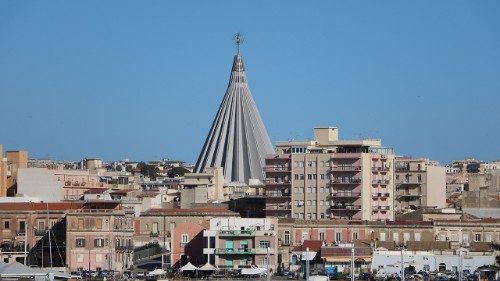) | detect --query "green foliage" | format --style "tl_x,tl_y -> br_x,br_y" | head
137,162 -> 160,179
167,166 -> 190,178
